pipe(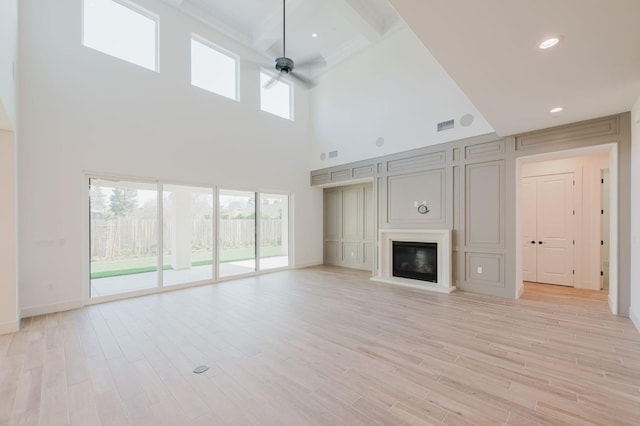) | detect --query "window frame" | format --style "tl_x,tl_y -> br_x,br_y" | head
81,0 -> 160,72
260,68 -> 294,121
190,33 -> 240,101
84,172 -> 292,304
